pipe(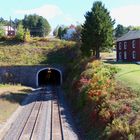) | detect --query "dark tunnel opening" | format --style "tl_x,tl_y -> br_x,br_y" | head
37,68 -> 62,87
